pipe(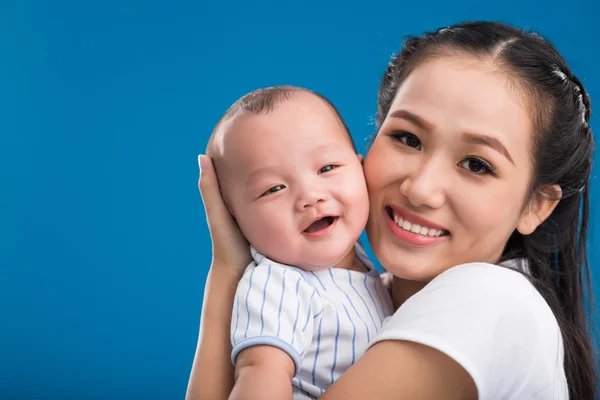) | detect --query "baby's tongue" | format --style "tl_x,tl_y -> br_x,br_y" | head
305,217 -> 330,233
